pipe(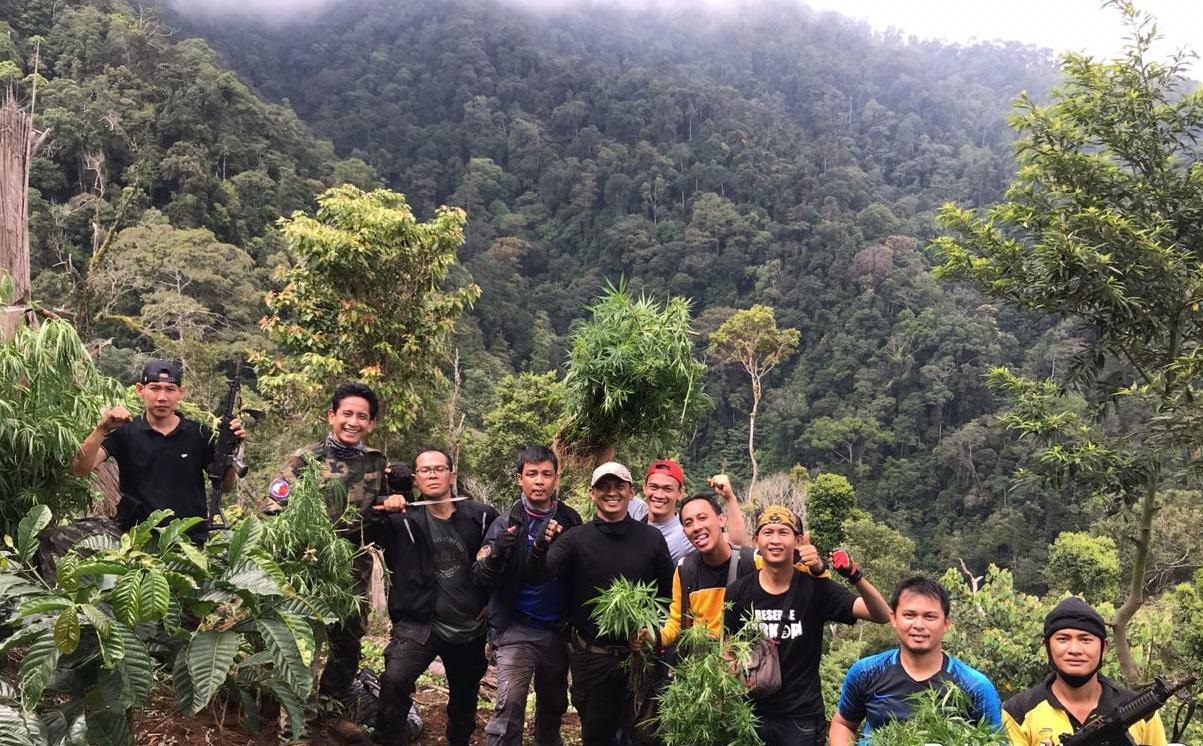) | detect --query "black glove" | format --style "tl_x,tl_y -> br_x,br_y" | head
531,517 -> 553,552
829,548 -> 863,584
385,463 -> 414,497
486,526 -> 518,567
